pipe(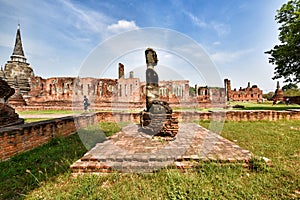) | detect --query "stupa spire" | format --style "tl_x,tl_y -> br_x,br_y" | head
11,24 -> 27,63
